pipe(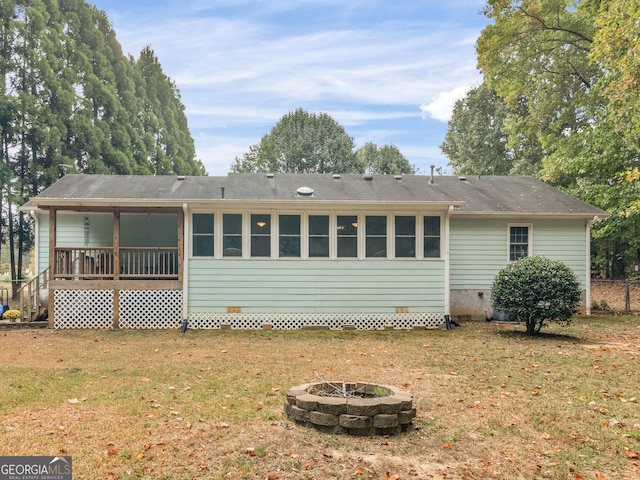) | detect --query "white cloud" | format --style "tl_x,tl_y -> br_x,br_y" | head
420,85 -> 473,122
91,0 -> 489,175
